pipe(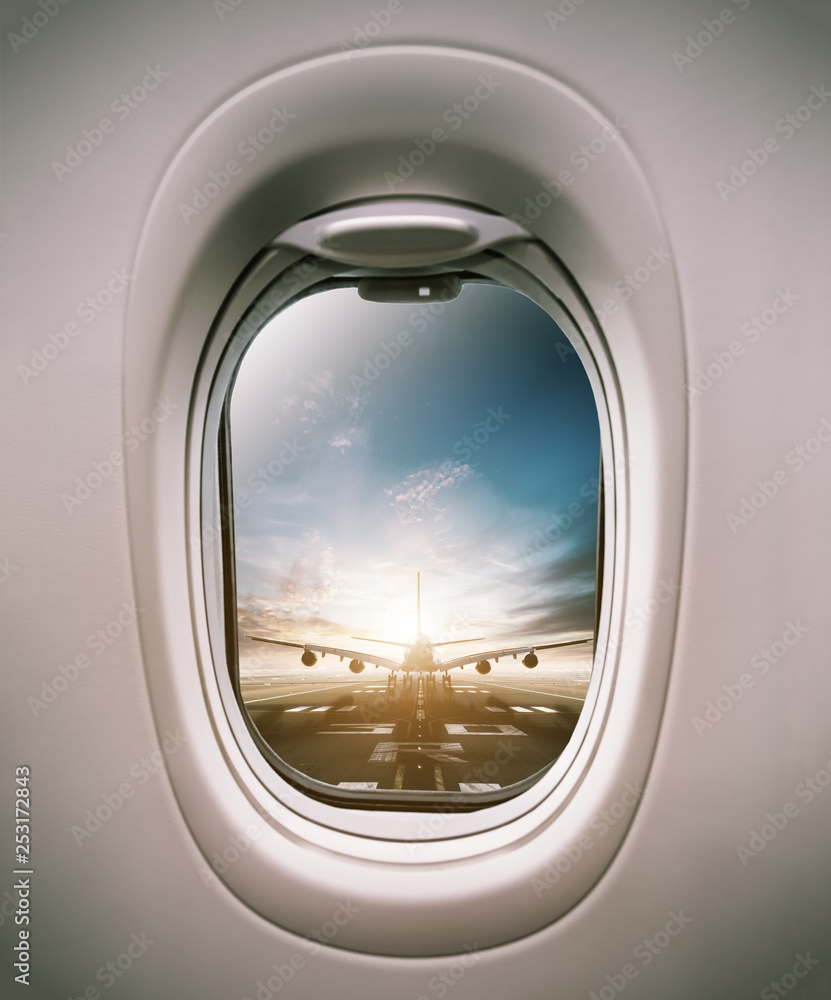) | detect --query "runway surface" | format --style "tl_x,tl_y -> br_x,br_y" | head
241,671 -> 589,796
